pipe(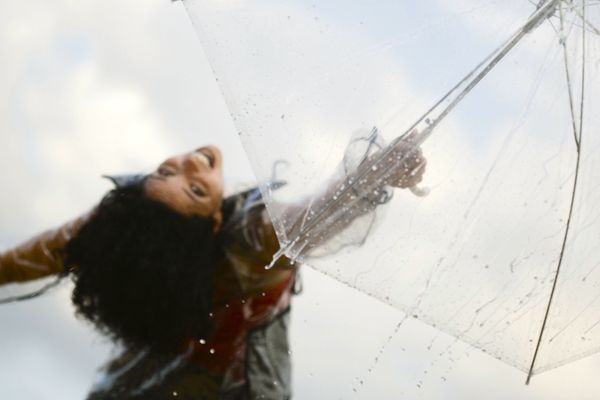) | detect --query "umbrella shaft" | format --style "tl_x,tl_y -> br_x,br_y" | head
393,0 -> 560,148
270,0 -> 560,266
